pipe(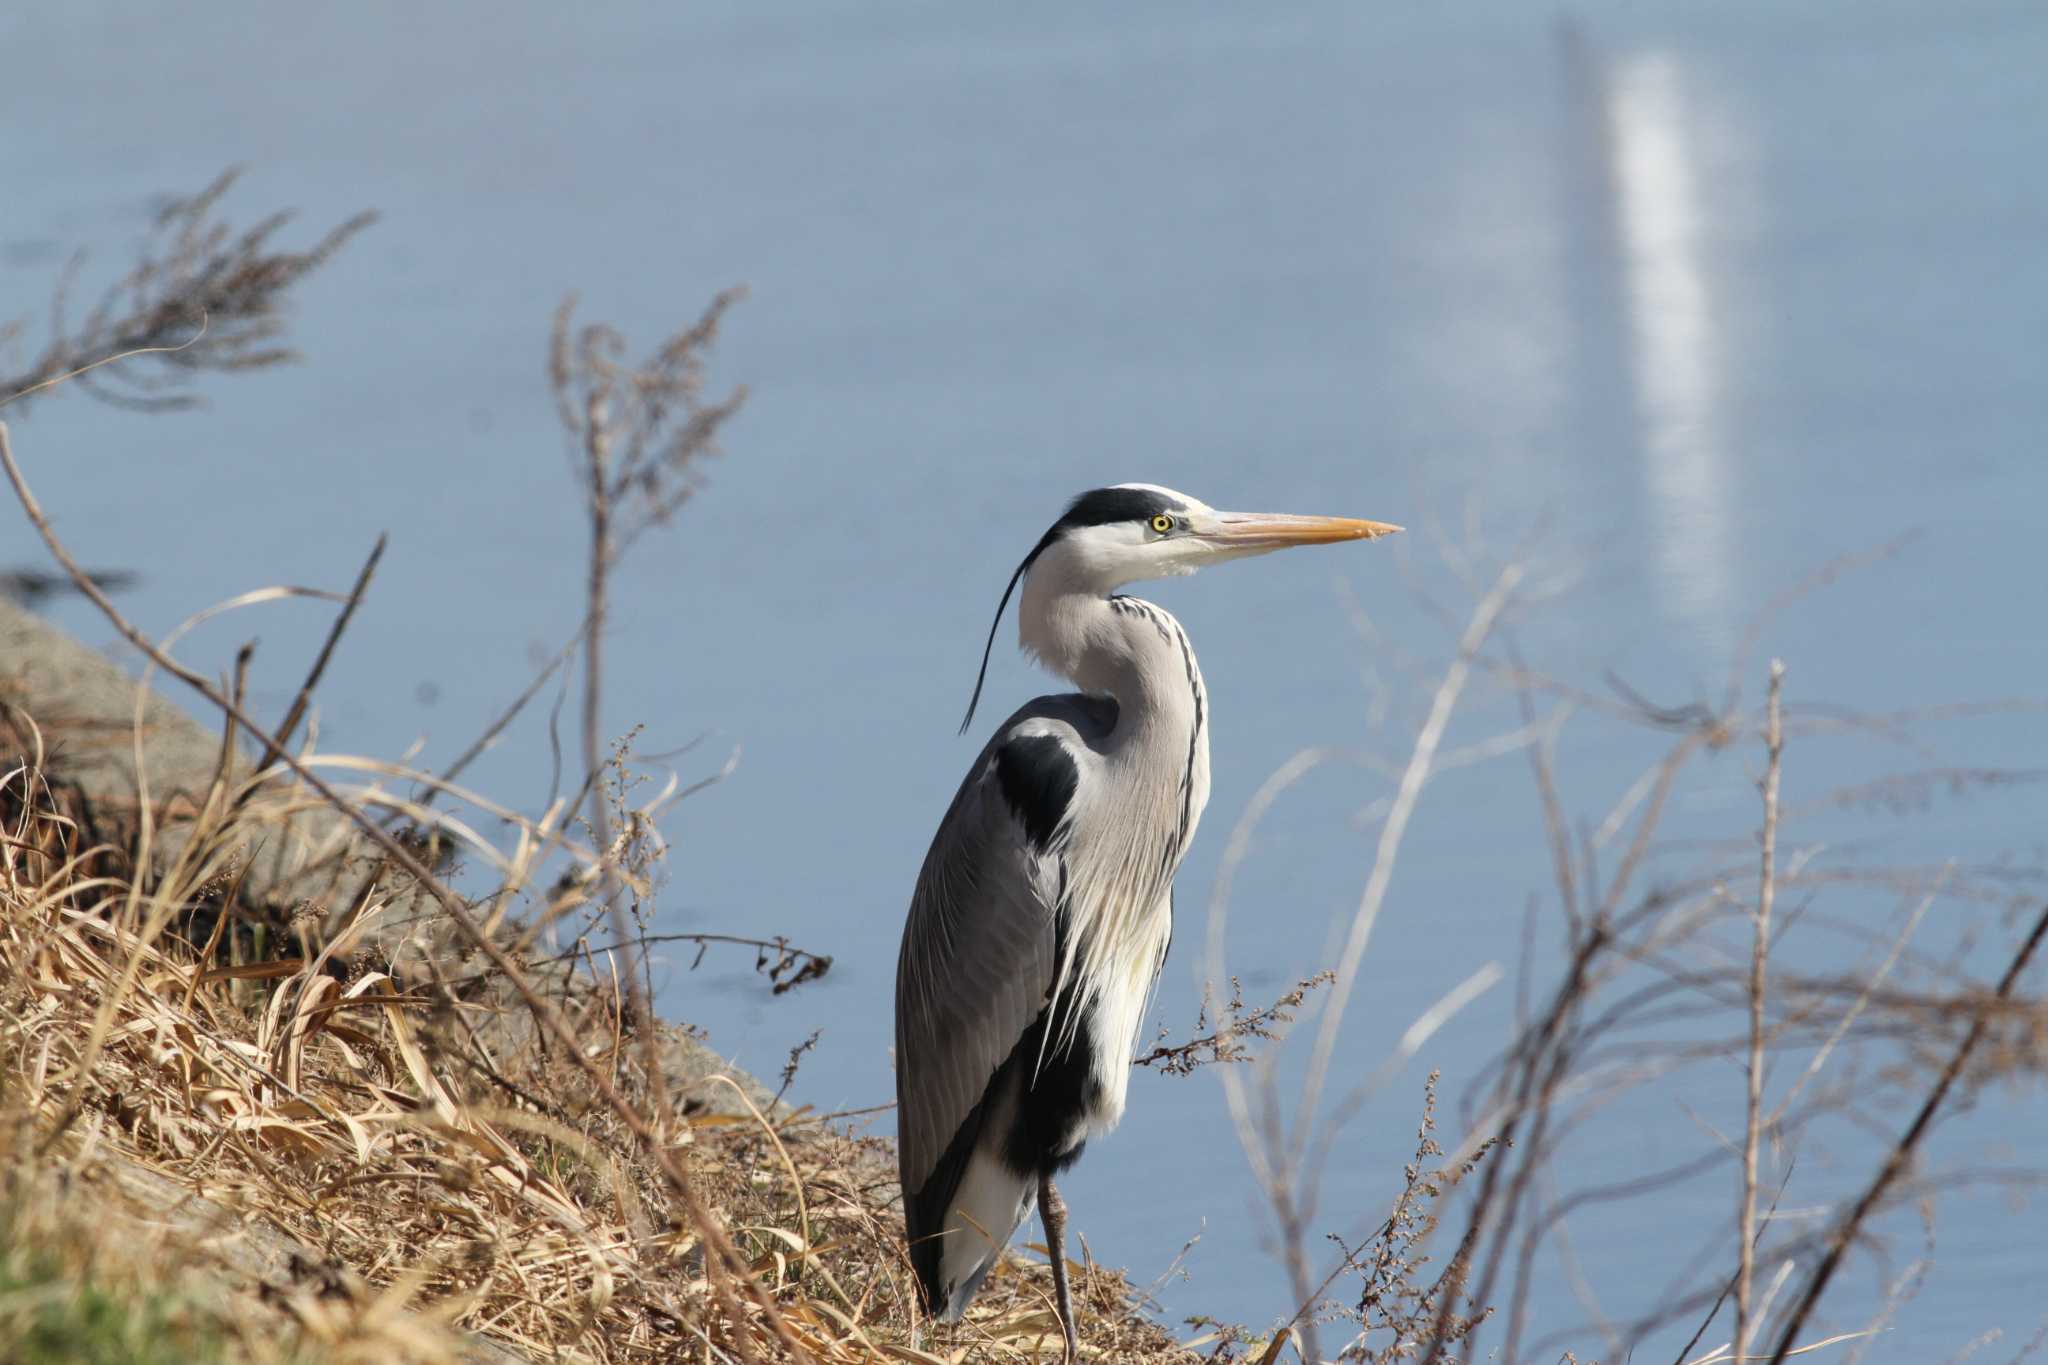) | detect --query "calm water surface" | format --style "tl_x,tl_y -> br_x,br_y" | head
6,2 -> 2046,1355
